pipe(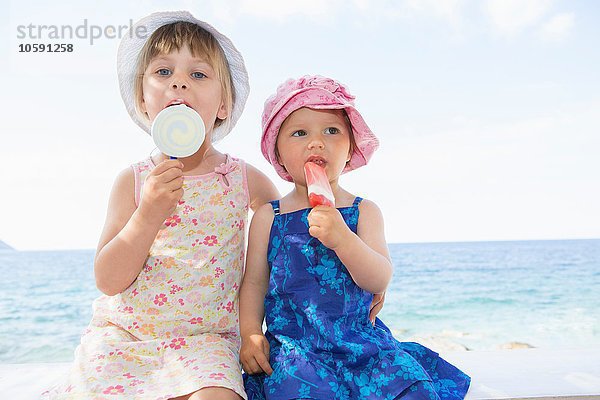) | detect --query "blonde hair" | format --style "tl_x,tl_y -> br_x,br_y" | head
134,21 -> 234,129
